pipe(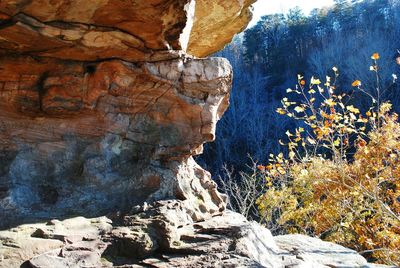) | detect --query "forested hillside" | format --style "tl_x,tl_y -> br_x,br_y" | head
199,0 -> 400,177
